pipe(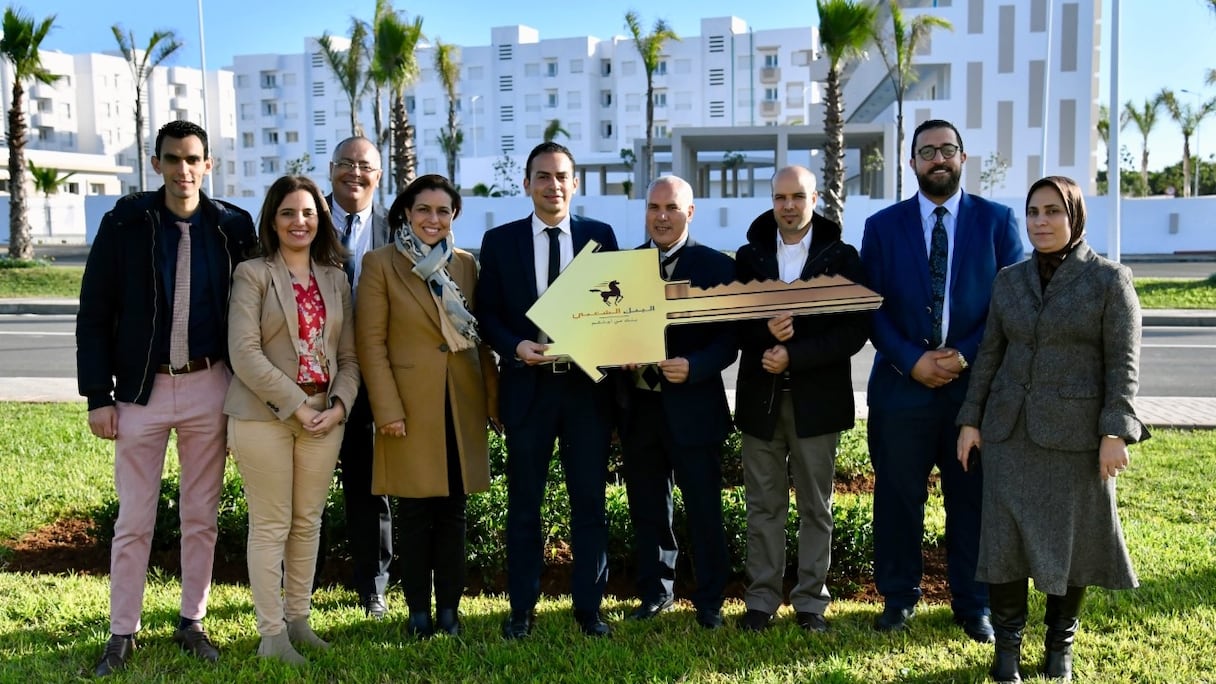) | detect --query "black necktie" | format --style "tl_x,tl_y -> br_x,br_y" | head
929,206 -> 949,348
545,226 -> 562,286
659,247 -> 681,281
341,213 -> 355,285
